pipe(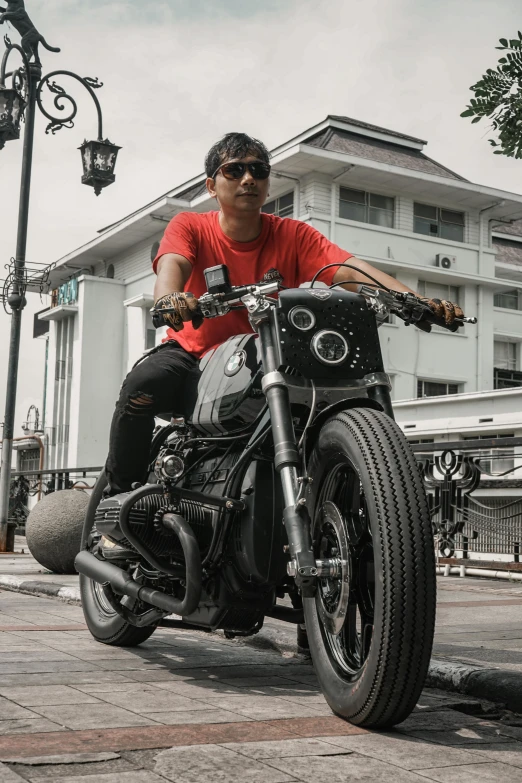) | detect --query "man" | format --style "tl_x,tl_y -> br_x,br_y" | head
105,132 -> 462,496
